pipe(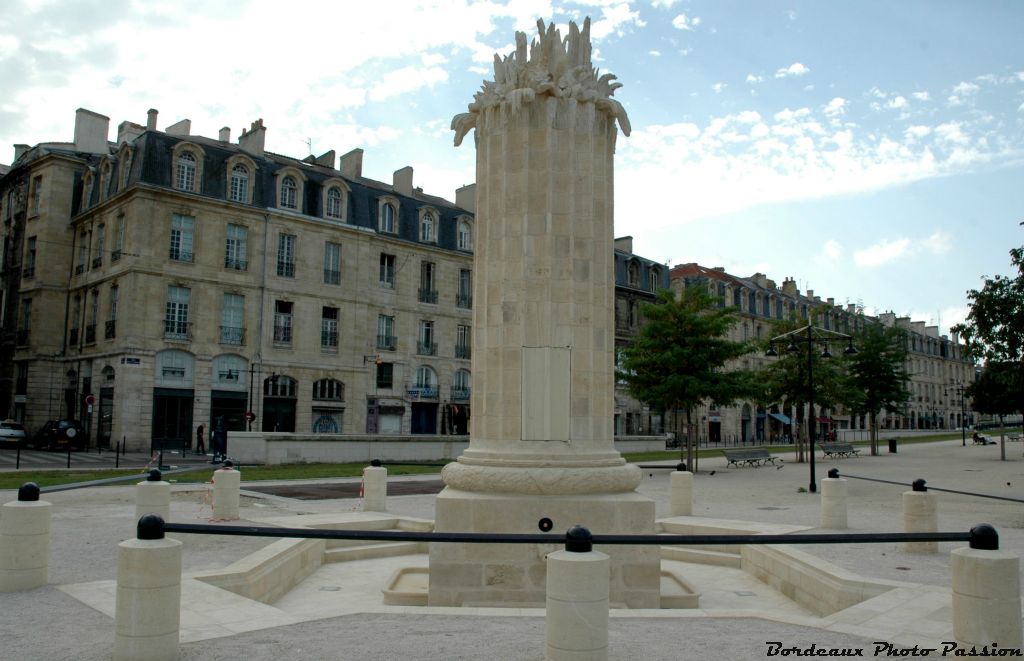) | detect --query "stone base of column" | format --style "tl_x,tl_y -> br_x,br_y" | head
0,499 -> 51,592
213,468 -> 241,520
428,488 -> 658,608
114,537 -> 182,661
952,547 -> 1023,648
